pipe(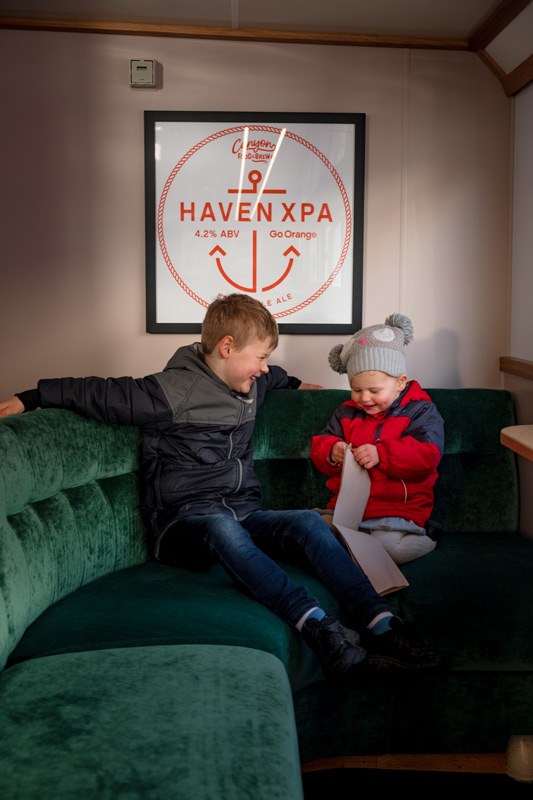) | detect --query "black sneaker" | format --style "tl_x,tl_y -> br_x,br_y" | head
301,615 -> 367,681
364,617 -> 450,671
